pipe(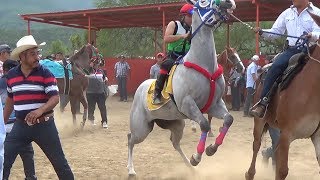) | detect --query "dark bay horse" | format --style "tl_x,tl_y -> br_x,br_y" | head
246,14 -> 320,180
